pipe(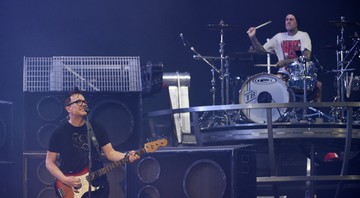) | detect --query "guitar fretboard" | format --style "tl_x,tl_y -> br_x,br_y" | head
87,149 -> 145,181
